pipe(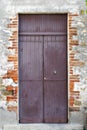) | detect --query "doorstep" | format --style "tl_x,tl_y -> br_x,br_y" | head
3,124 -> 84,130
